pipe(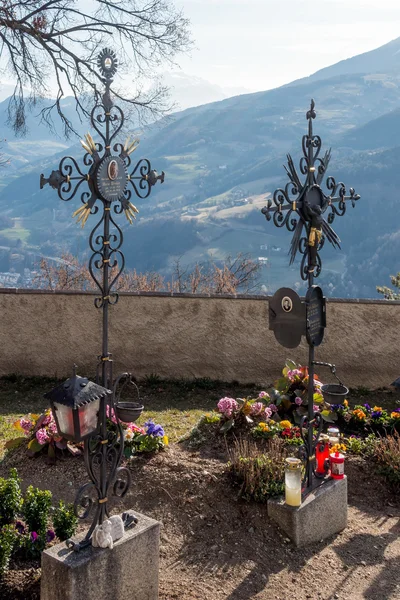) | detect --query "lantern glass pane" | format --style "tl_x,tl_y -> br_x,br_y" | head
78,398 -> 100,438
53,402 -> 75,437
